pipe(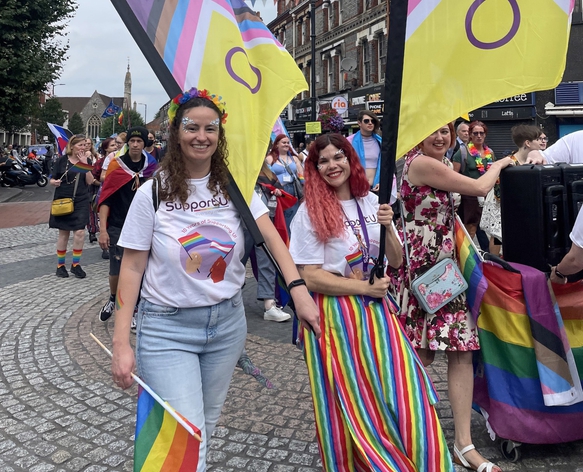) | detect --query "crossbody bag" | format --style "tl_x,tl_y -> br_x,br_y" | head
281,158 -> 304,200
51,171 -> 79,217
